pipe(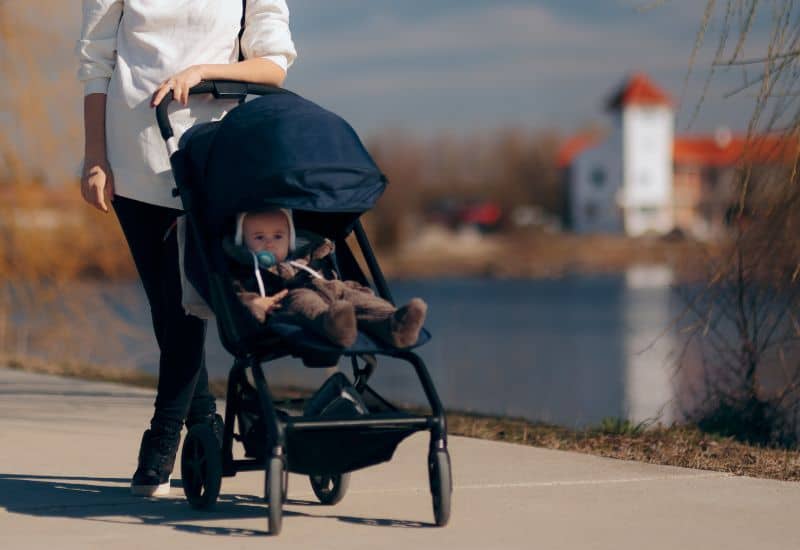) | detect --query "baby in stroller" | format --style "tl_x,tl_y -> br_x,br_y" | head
226,207 -> 428,348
